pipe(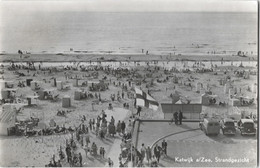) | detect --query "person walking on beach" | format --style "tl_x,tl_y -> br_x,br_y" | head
108,157 -> 114,167
117,120 -> 121,135
83,144 -> 89,158
89,119 -> 92,131
178,110 -> 183,125
79,152 -> 83,167
162,139 -> 168,156
121,121 -> 126,134
146,146 -> 152,163
140,143 -> 146,163
154,144 -> 161,163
